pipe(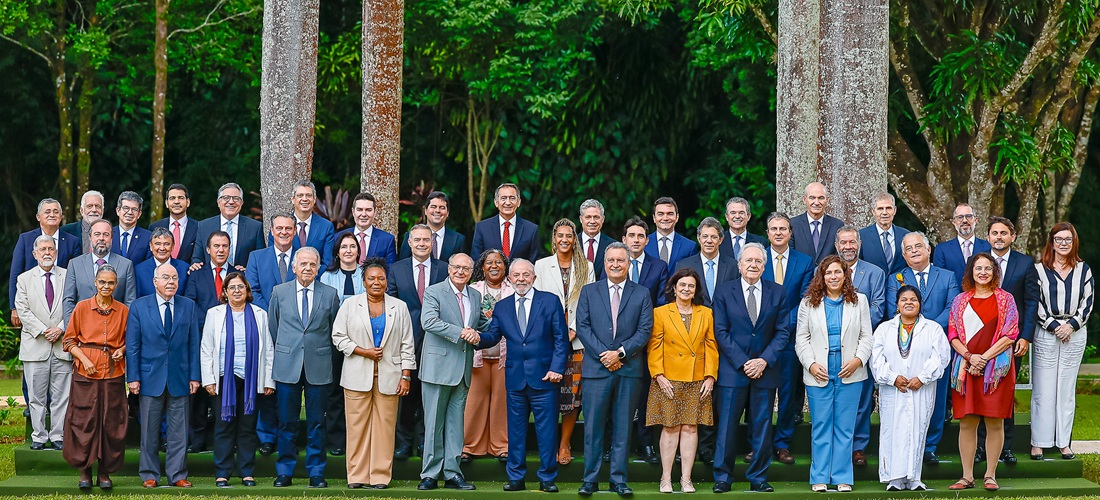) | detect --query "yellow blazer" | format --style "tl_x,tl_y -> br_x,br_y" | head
648,303 -> 718,382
